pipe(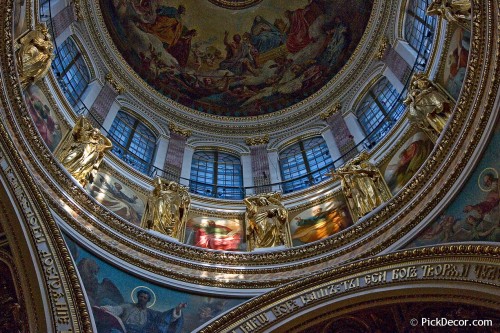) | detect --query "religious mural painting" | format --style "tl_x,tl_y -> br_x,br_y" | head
407,119 -> 500,247
289,198 -> 353,246
13,0 -> 28,39
100,0 -> 374,116
440,25 -> 471,100
185,215 -> 243,251
24,84 -> 65,152
381,131 -> 434,195
63,237 -> 247,333
86,172 -> 146,226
